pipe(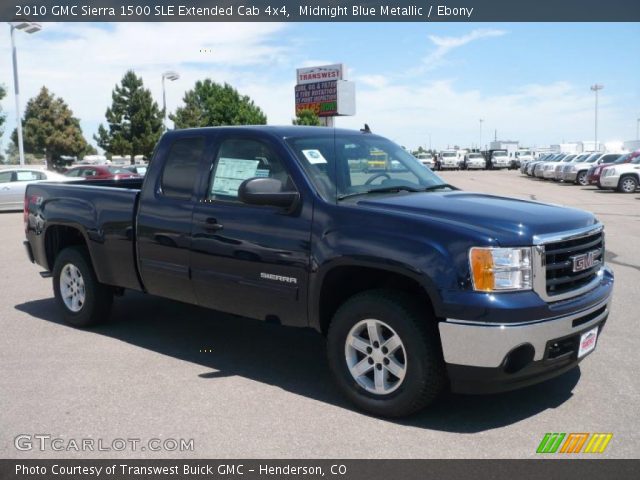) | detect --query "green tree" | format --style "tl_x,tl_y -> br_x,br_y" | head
95,70 -> 164,164
10,86 -> 89,168
292,108 -> 321,126
170,80 -> 267,128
